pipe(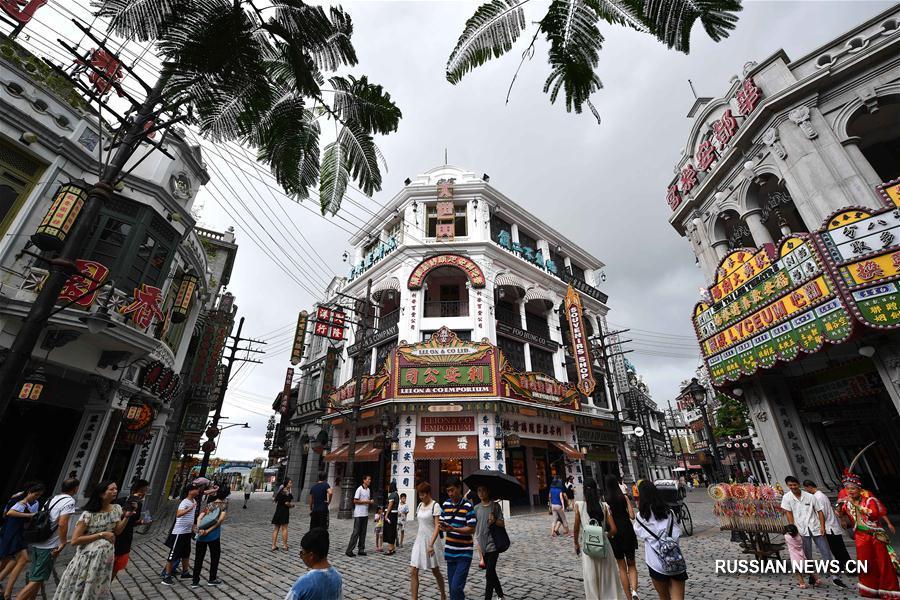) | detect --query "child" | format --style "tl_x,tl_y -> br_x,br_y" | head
784,524 -> 820,589
397,493 -> 409,548
374,507 -> 384,552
